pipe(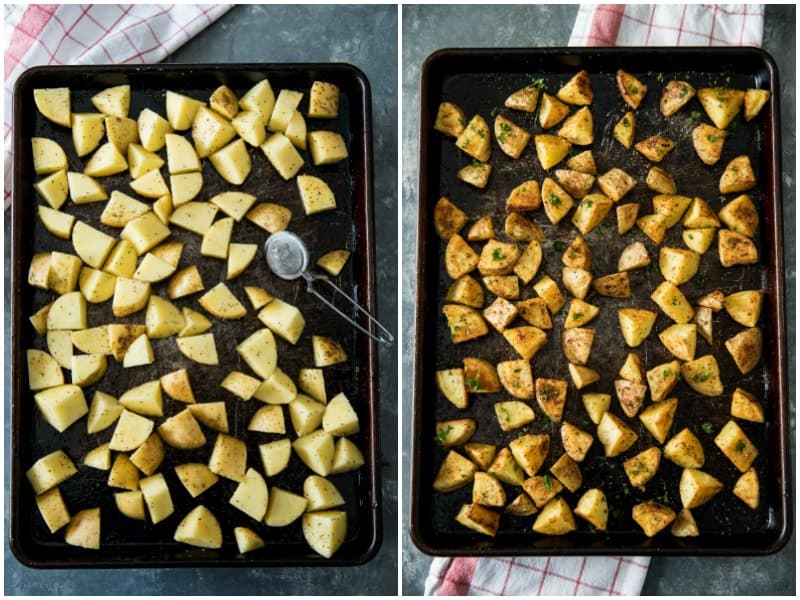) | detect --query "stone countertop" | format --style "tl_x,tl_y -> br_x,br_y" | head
4,5 -> 398,595
401,4 -> 795,595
